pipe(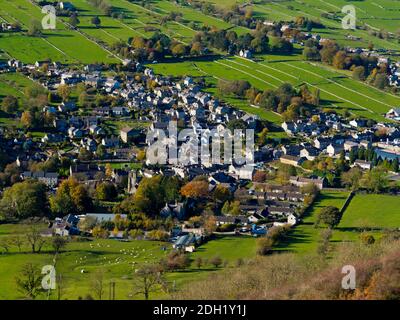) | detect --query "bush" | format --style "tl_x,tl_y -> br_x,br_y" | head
216,223 -> 237,233
146,229 -> 169,241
